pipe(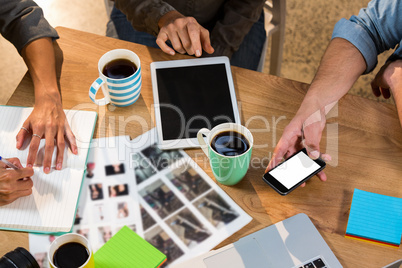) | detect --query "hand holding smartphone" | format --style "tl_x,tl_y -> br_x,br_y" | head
262,149 -> 326,195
